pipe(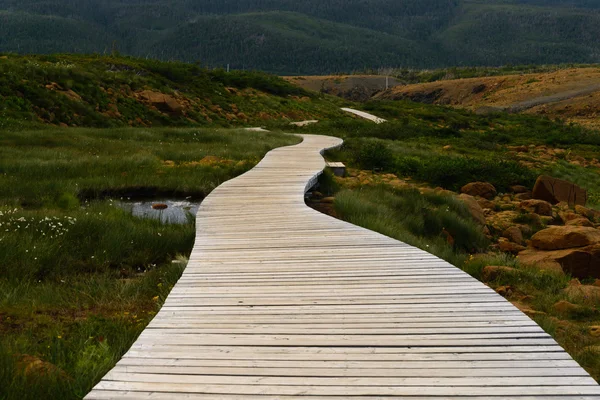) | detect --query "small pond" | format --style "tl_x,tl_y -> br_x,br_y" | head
116,199 -> 202,224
